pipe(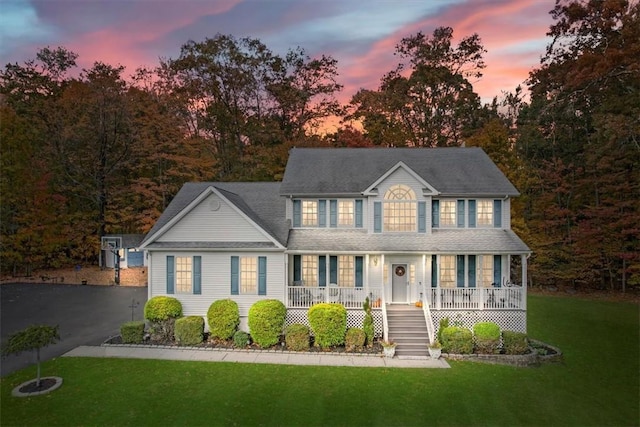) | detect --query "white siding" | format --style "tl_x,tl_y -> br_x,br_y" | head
158,193 -> 270,243
148,250 -> 286,323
